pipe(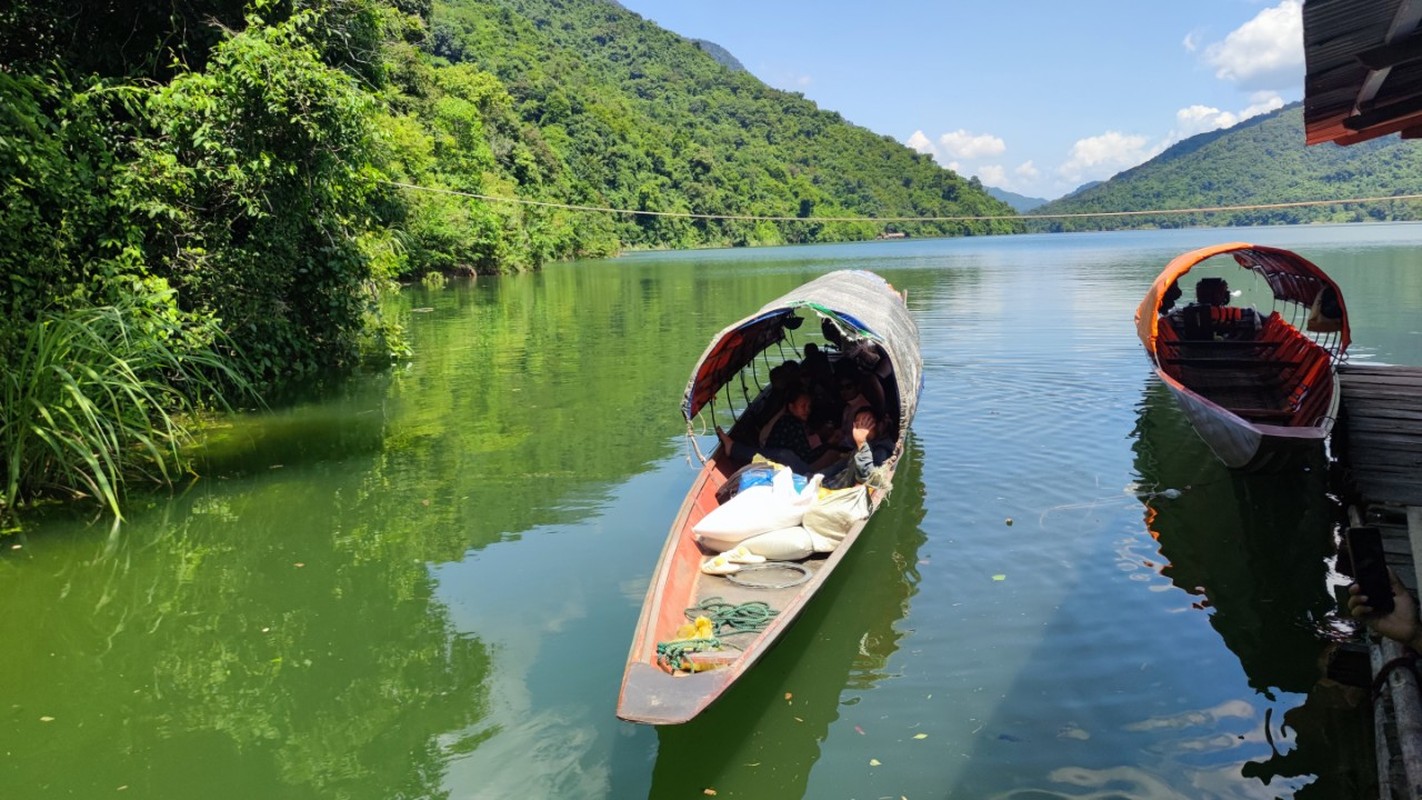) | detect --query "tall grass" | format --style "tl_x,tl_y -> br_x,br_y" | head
1,301 -> 251,524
